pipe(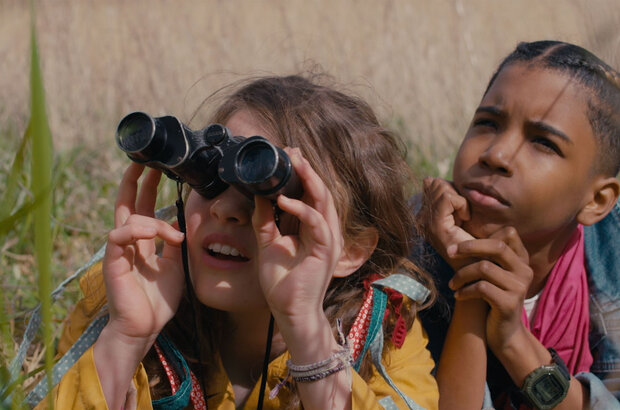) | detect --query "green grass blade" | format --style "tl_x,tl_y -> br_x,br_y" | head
28,1 -> 55,406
